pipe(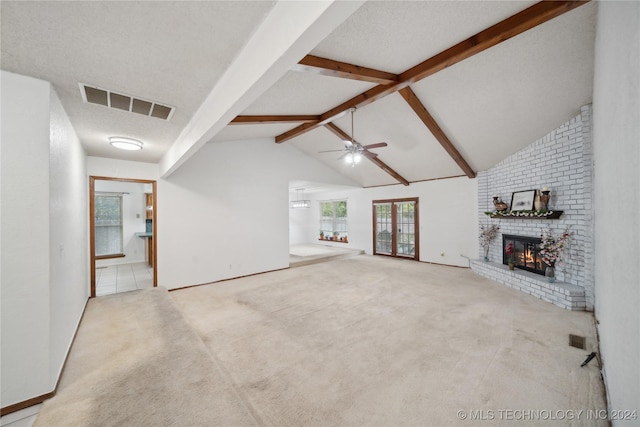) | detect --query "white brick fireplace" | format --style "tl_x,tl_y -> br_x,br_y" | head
472,105 -> 594,311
